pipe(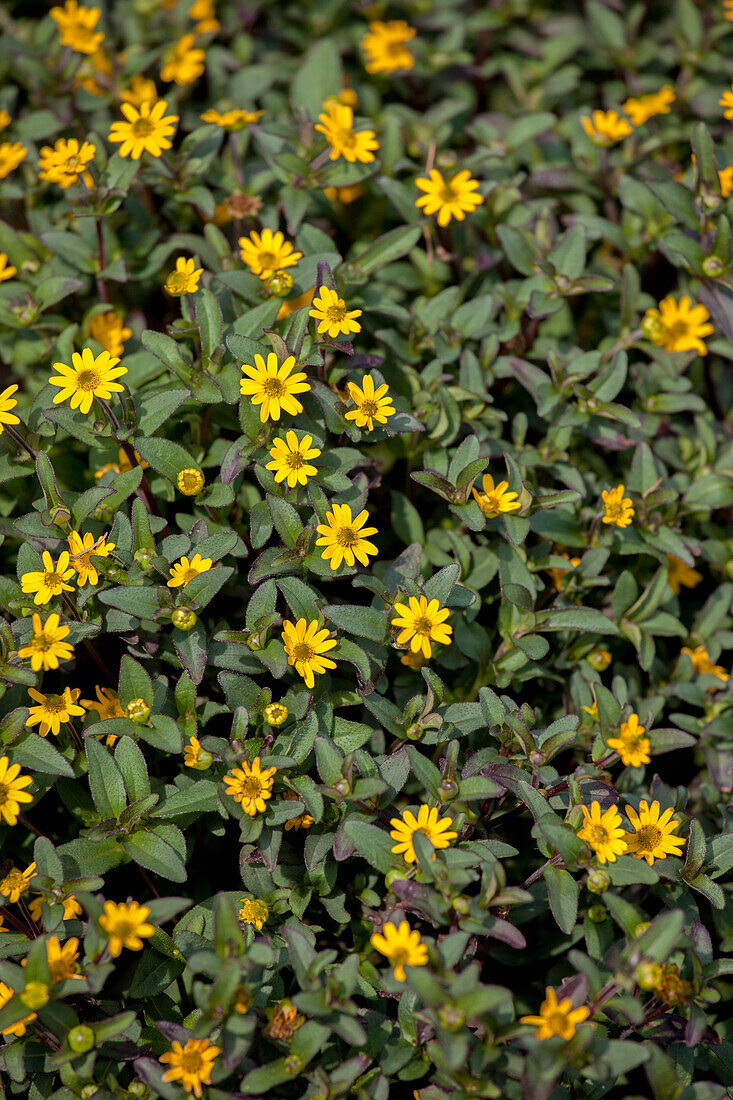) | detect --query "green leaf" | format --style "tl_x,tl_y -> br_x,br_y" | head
291,38 -> 342,119
342,225 -> 421,280
86,738 -> 127,820
122,826 -> 187,882
324,604 -> 387,642
544,865 -> 578,934
195,287 -> 224,358
341,818 -> 395,873
114,737 -> 151,802
150,780 -> 219,818
9,731 -> 74,777
134,436 -> 199,482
